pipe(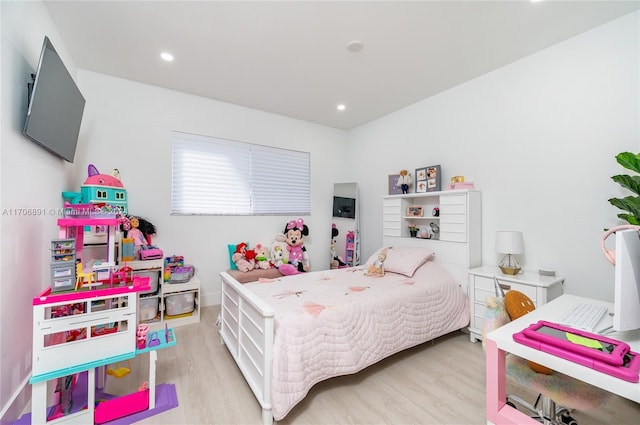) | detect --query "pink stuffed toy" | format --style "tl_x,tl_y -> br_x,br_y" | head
279,218 -> 310,275
254,244 -> 272,270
